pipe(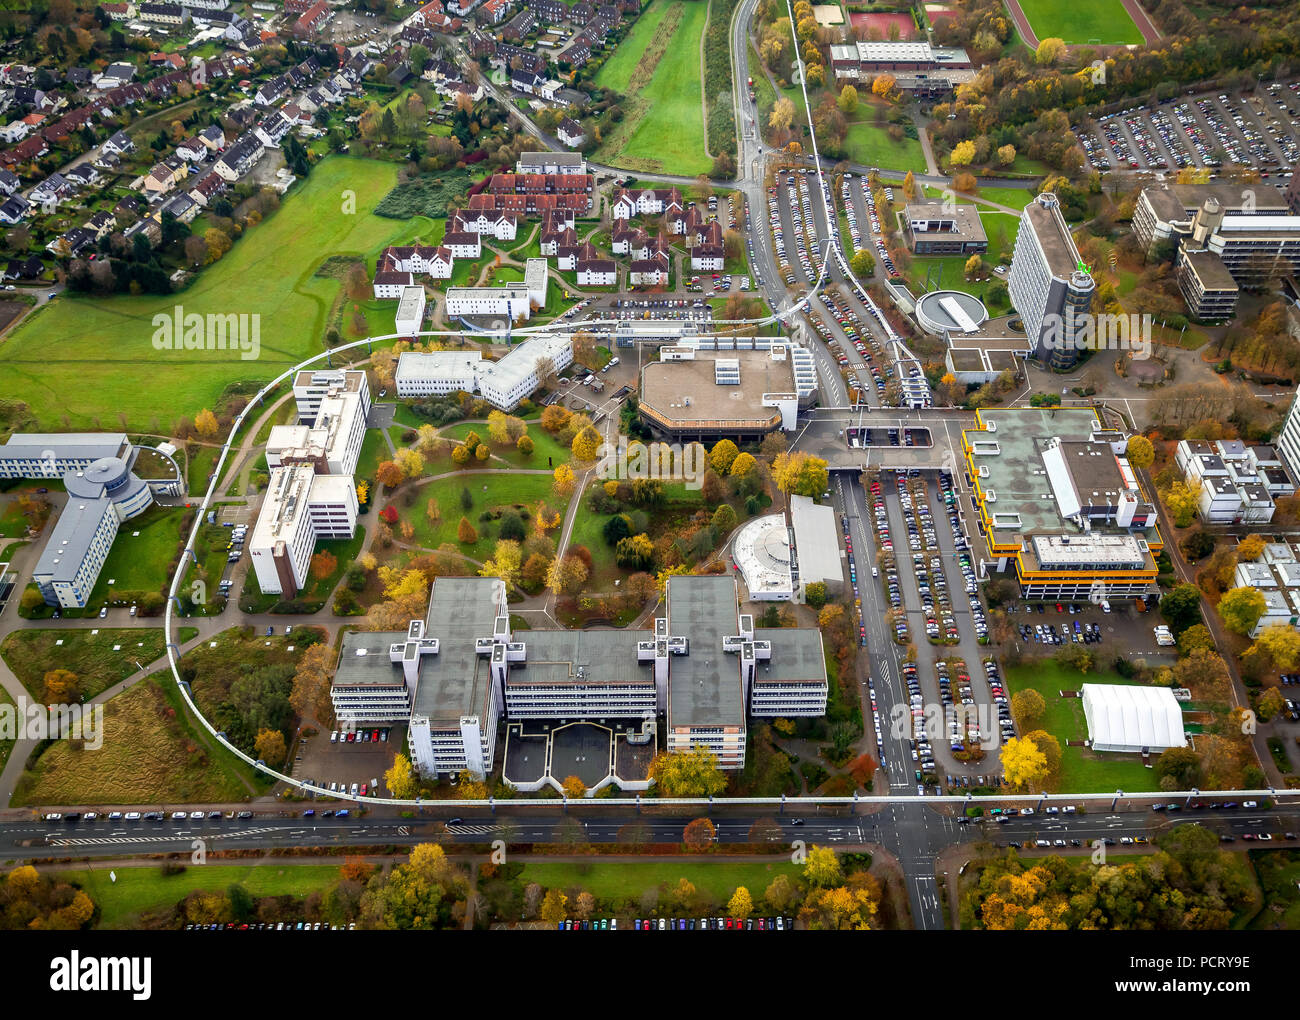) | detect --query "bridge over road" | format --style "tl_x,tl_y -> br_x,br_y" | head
791,408 -> 975,473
